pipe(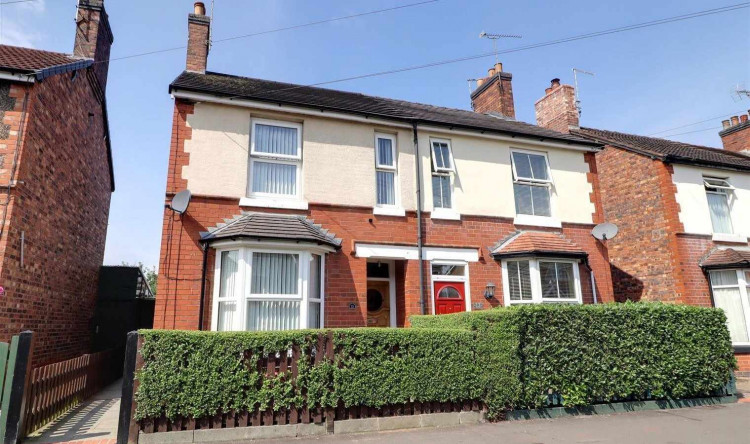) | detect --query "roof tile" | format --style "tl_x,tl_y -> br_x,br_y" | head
490,231 -> 587,258
700,248 -> 750,269
0,45 -> 81,72
201,212 -> 342,248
